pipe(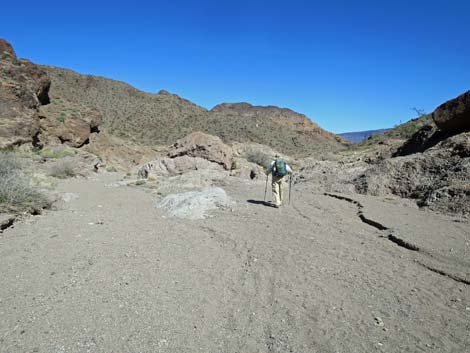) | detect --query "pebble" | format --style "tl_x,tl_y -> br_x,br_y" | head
374,317 -> 385,327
